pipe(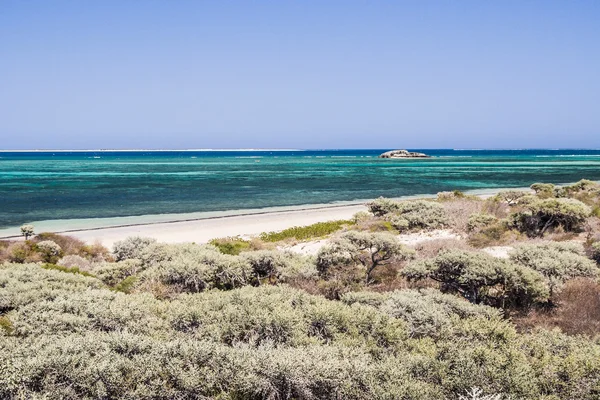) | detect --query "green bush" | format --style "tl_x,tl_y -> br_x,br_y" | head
34,240 -> 62,263
530,183 -> 556,198
494,190 -> 530,206
241,250 -> 317,282
510,242 -> 599,297
510,198 -> 591,236
2,262 -> 600,398
259,220 -> 353,242
365,197 -> 402,216
467,213 -> 498,232
209,236 -> 252,255
402,249 -> 549,308
41,263 -> 96,278
343,288 -> 502,338
112,236 -> 157,261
